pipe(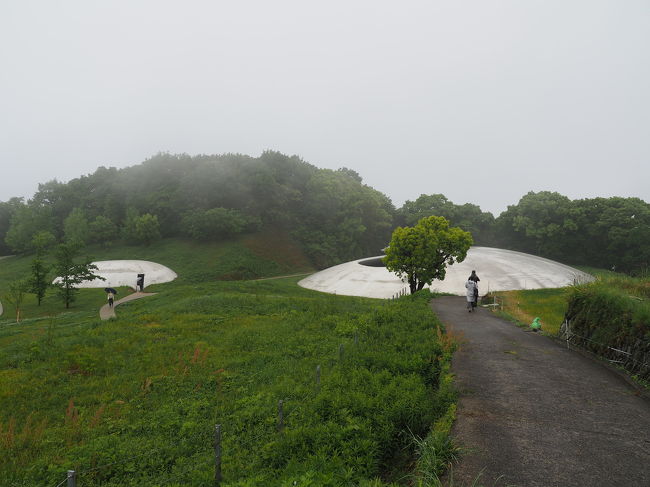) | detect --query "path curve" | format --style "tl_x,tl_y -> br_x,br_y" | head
100,292 -> 156,320
431,296 -> 650,487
